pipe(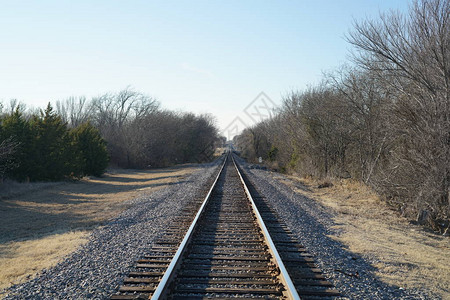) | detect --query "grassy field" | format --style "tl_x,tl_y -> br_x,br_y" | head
280,175 -> 450,299
0,165 -> 199,294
